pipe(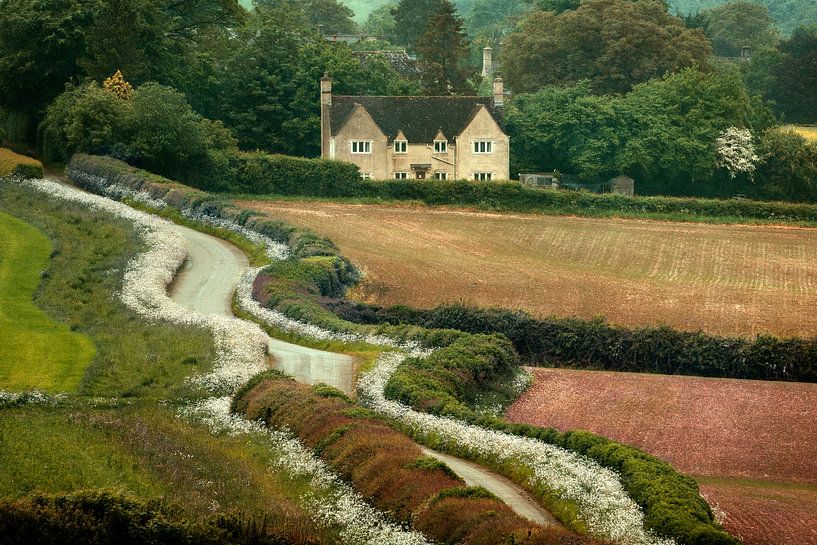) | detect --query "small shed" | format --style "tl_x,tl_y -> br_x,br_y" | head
519,172 -> 560,188
607,175 -> 635,197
